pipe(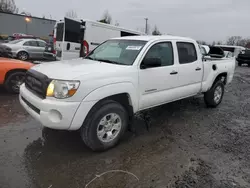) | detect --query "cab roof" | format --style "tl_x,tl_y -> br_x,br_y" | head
112,35 -> 195,42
